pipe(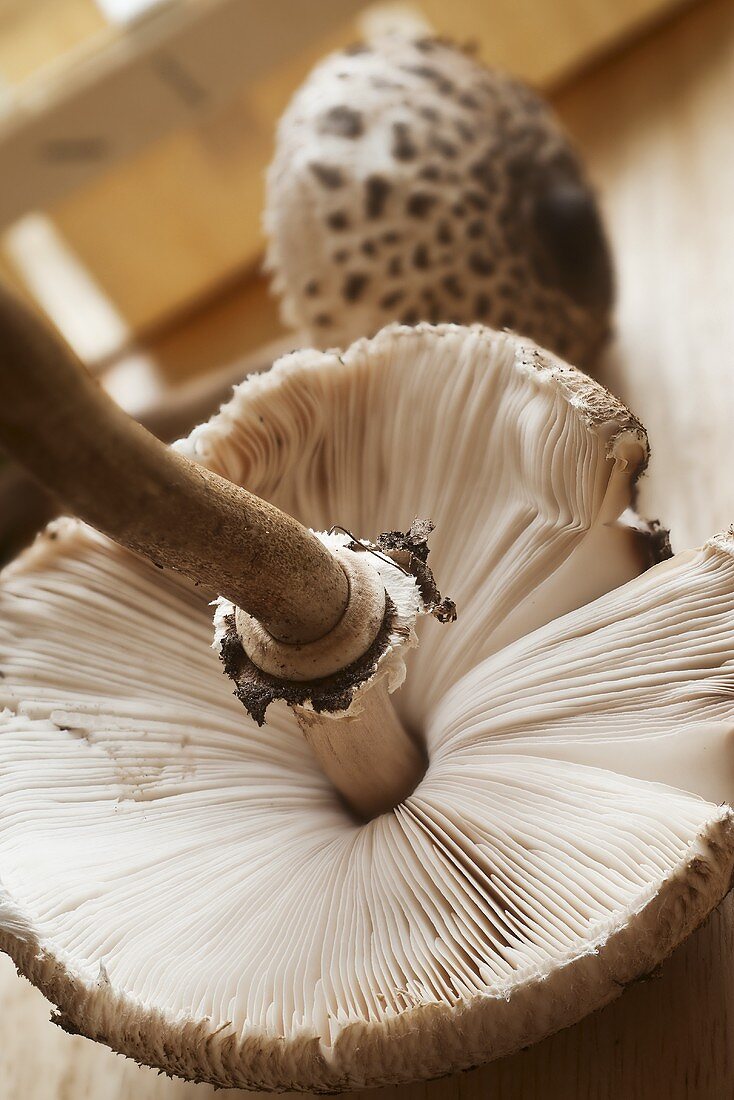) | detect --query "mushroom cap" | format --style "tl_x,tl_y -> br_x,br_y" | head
2,325 -> 733,1092
265,37 -> 613,366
